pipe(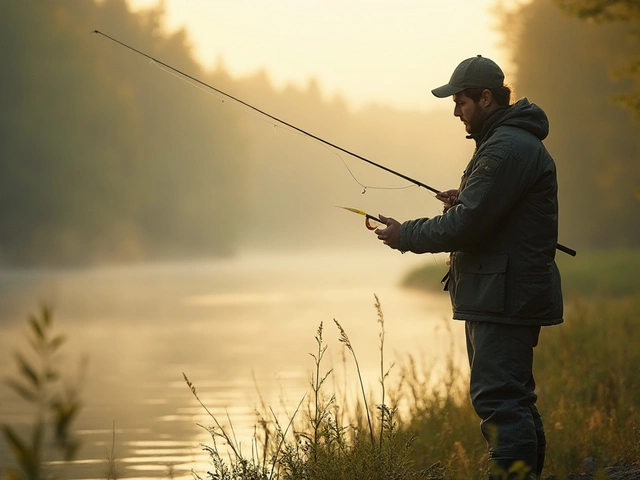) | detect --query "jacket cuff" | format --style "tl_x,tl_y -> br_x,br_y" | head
398,222 -> 411,253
